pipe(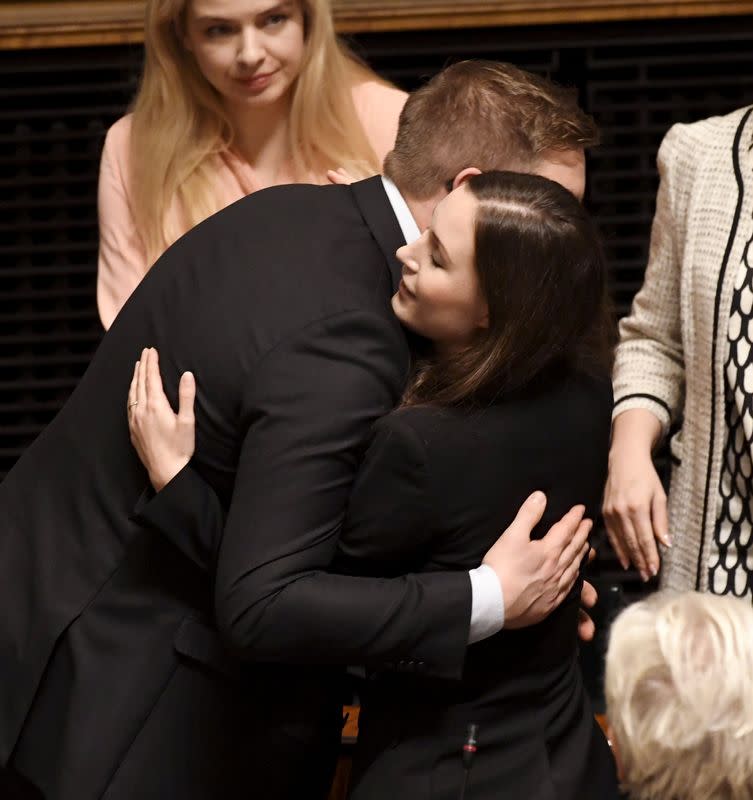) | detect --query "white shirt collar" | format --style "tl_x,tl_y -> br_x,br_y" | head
381,176 -> 421,245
